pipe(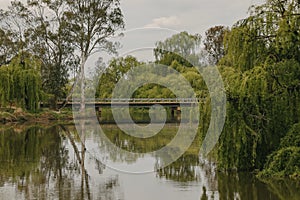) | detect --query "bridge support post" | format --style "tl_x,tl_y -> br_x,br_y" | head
176,107 -> 181,121
96,107 -> 102,118
171,108 -> 175,119
171,107 -> 181,121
